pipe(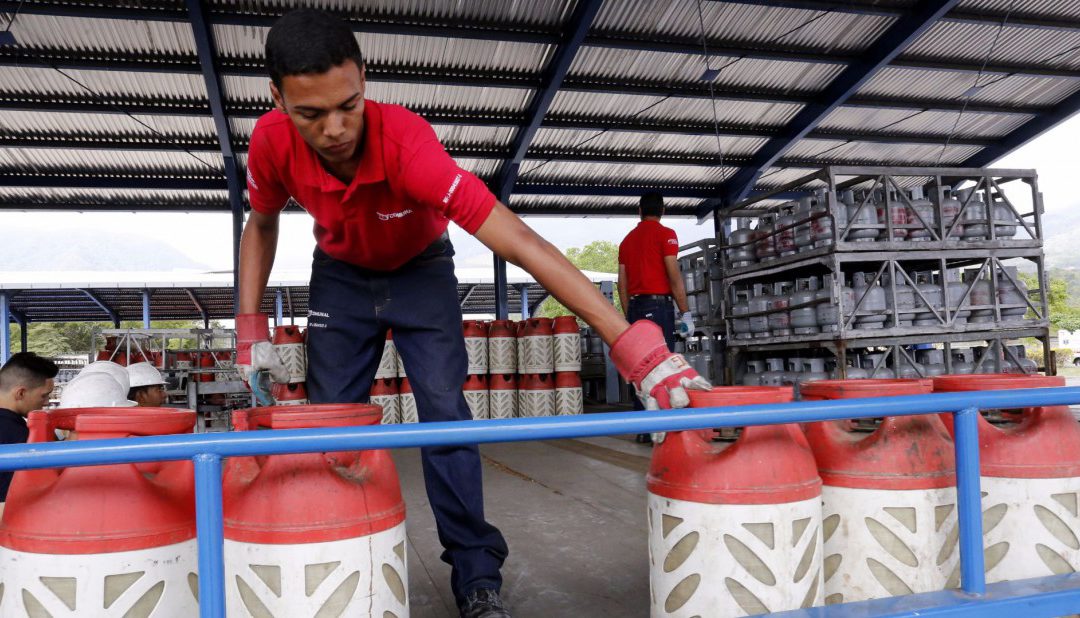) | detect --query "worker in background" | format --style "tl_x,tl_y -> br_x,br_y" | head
235,10 -> 710,618
0,353 -> 58,512
618,191 -> 693,421
126,362 -> 167,407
